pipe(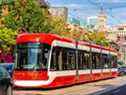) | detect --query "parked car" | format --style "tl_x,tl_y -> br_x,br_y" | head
0,66 -> 12,95
118,66 -> 126,76
0,63 -> 14,76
